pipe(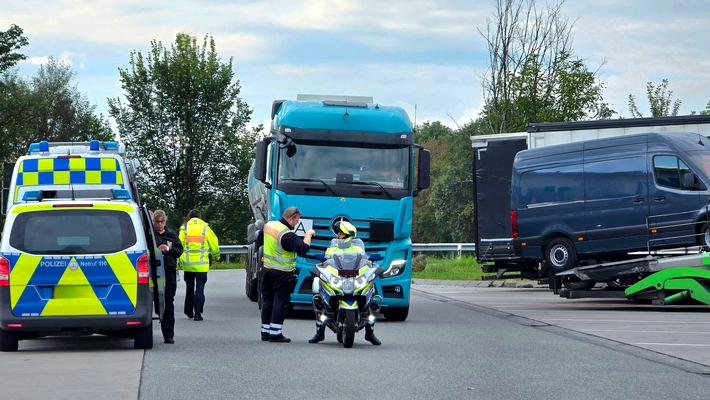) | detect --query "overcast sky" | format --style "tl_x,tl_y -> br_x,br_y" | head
4,0 -> 709,131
